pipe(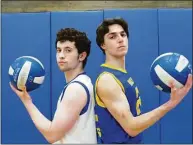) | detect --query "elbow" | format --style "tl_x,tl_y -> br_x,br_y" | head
125,121 -> 140,137
126,128 -> 139,137
44,132 -> 61,144
46,136 -> 56,144
48,140 -> 55,144
119,112 -> 140,137
46,136 -> 59,144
